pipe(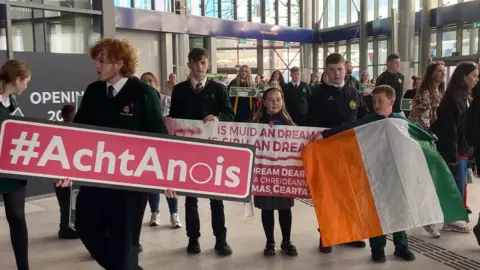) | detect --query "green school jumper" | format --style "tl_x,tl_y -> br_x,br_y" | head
0,96 -> 26,194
